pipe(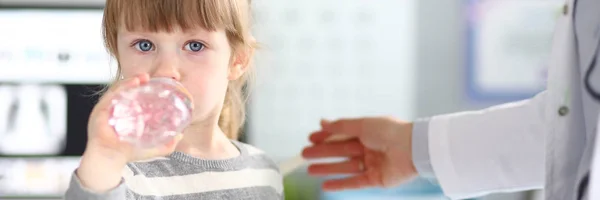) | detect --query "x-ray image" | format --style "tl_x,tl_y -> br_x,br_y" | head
0,84 -> 67,155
